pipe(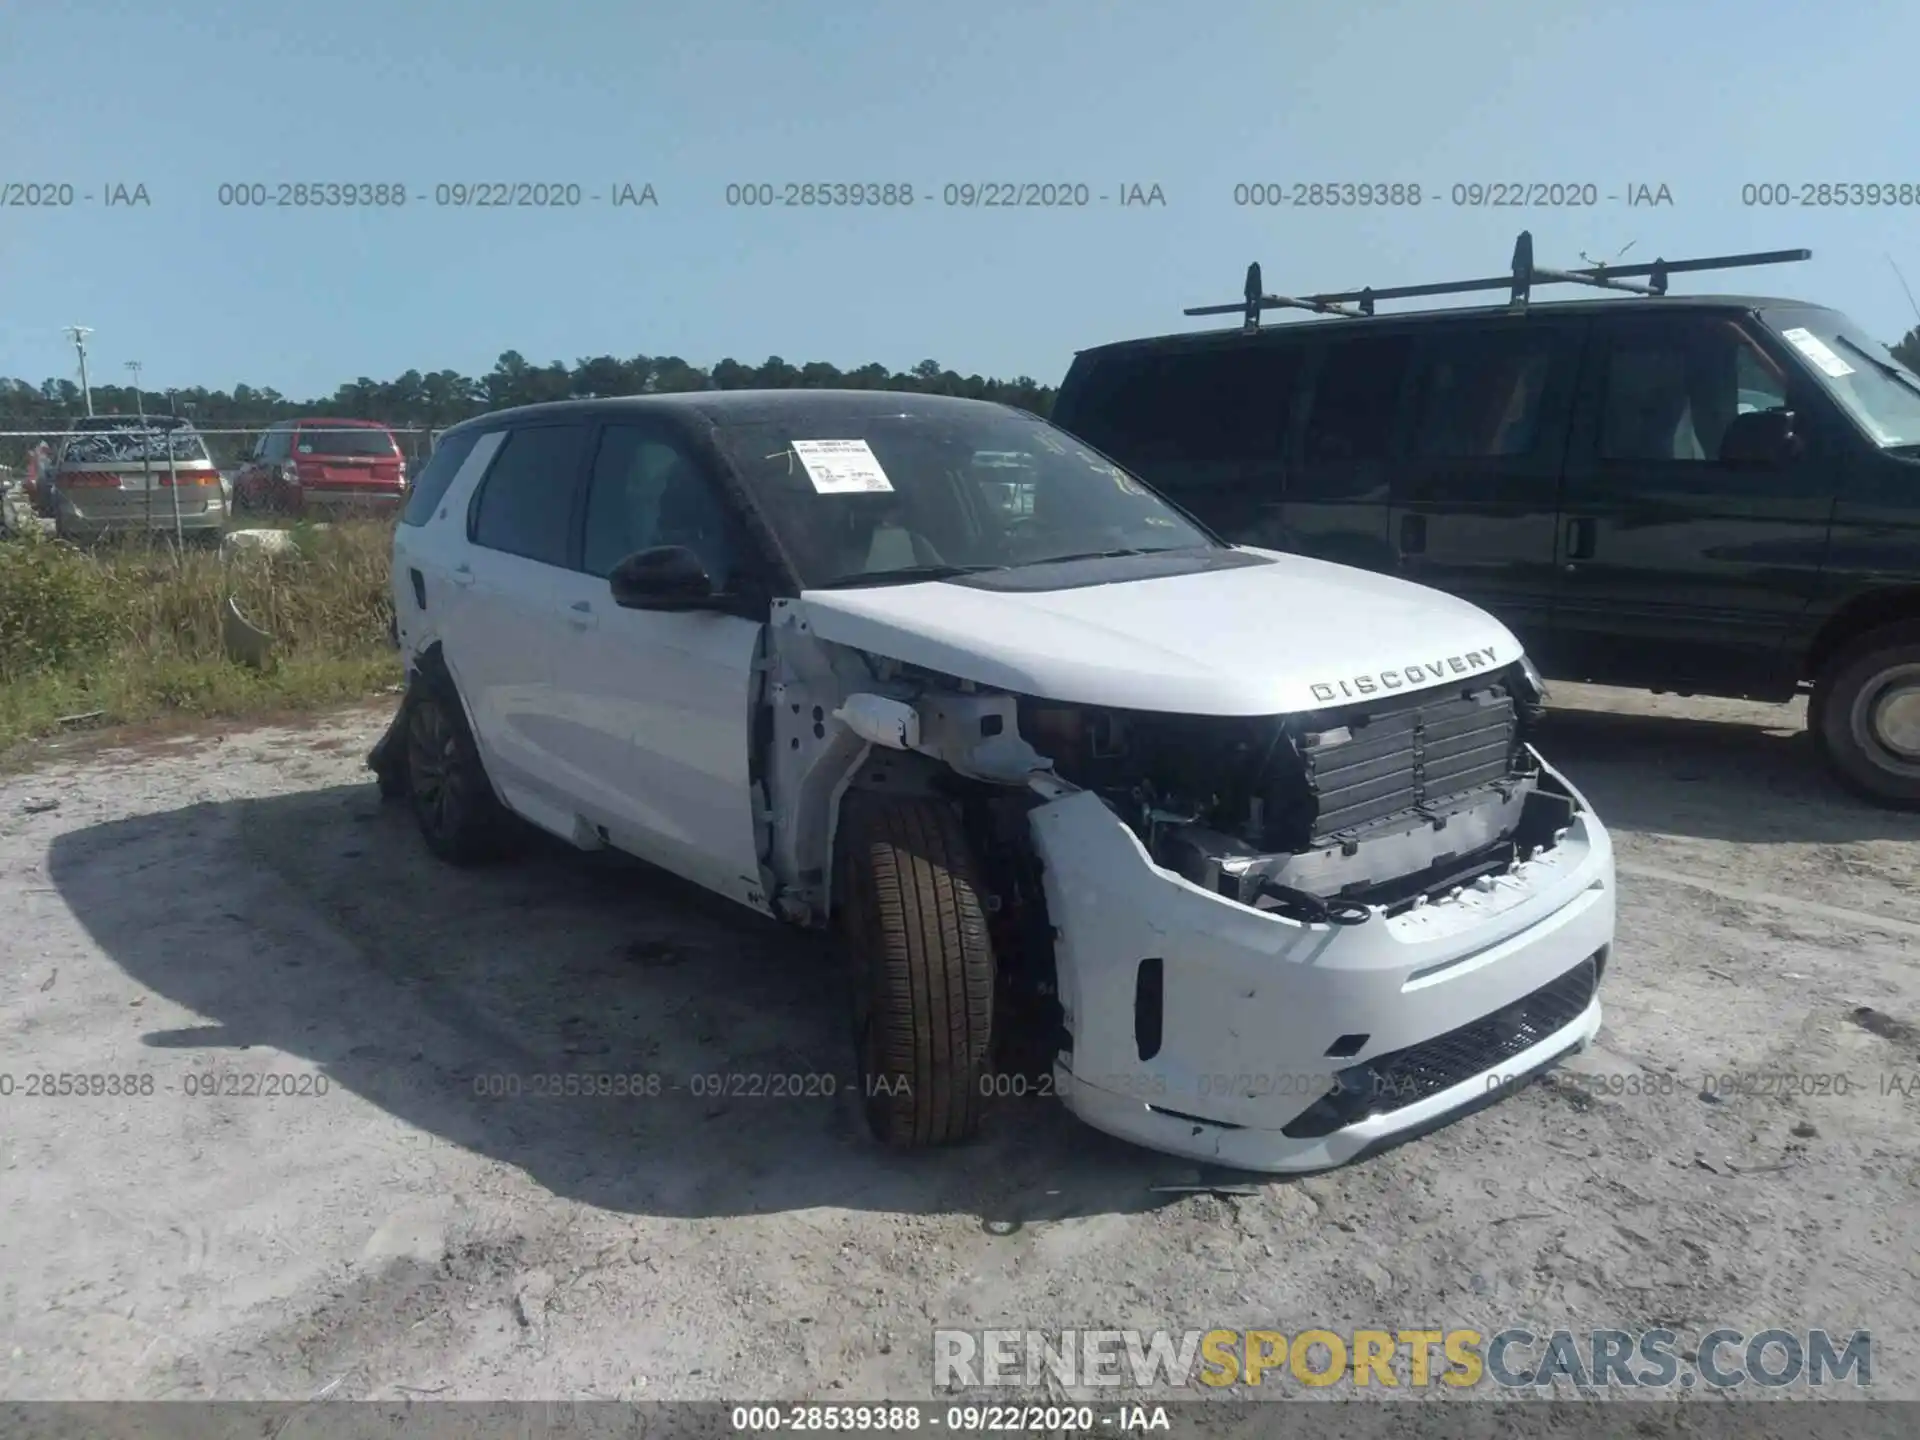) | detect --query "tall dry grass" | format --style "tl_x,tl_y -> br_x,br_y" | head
0,520 -> 403,751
